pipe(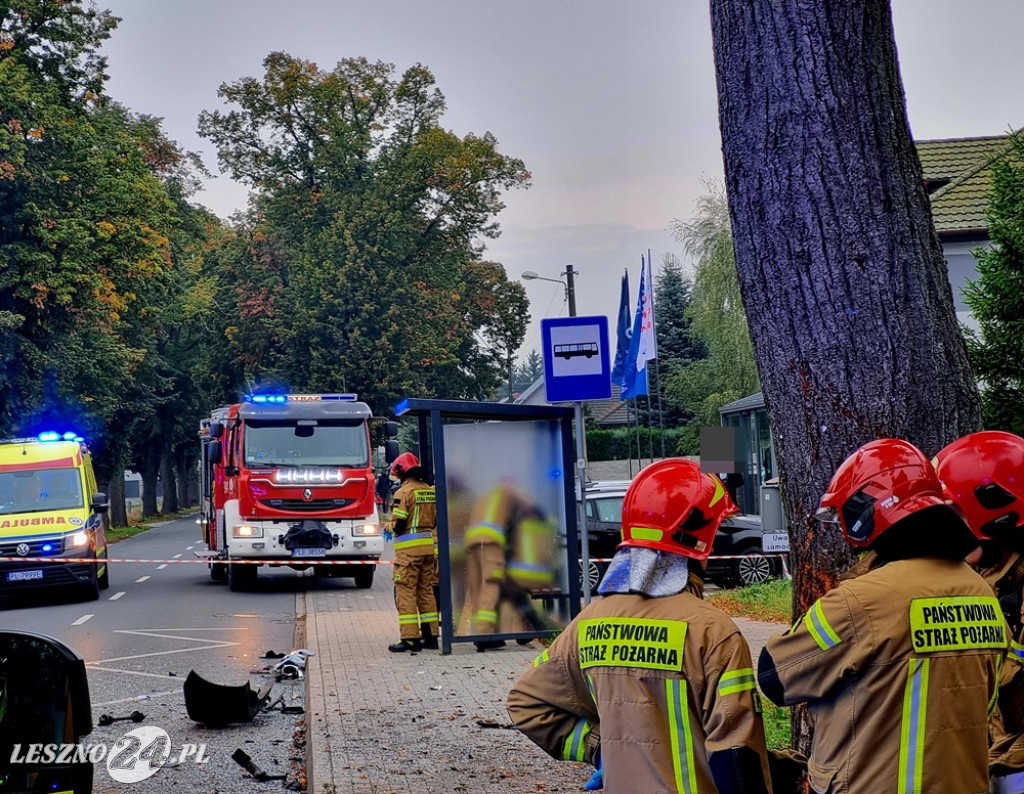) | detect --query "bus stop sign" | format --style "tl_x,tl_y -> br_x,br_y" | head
541,316 -> 612,403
